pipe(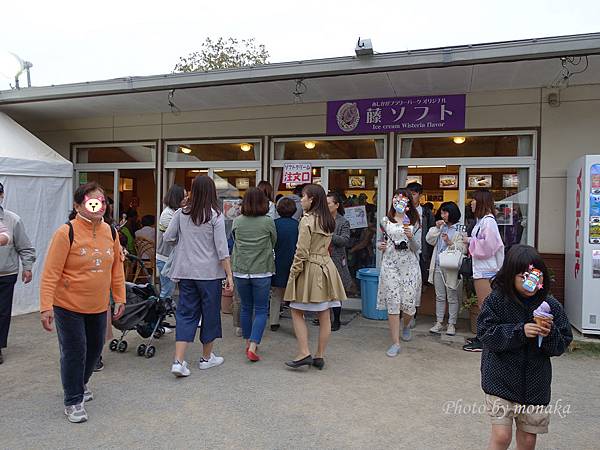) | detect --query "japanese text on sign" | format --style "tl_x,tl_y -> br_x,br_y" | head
327,95 -> 465,135
283,163 -> 312,187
